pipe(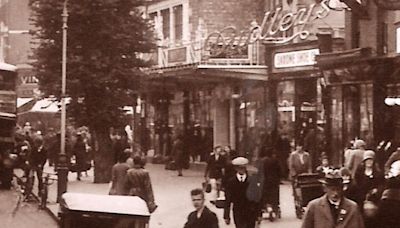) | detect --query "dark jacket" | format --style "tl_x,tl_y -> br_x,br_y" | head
184,206 -> 219,228
205,153 -> 226,179
353,163 -> 384,206
376,177 -> 400,228
29,145 -> 47,168
126,166 -> 157,213
223,174 -> 259,223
